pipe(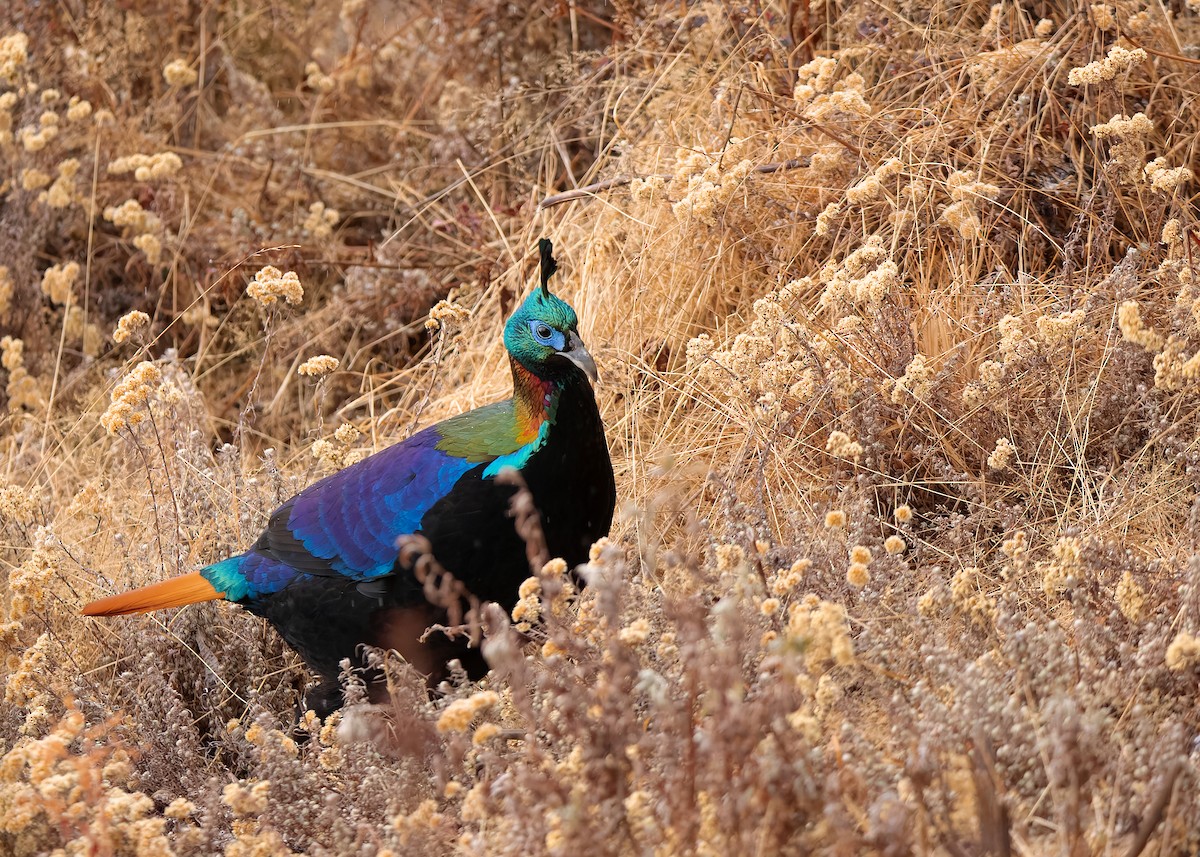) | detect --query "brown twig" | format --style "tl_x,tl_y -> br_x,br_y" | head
538,174 -> 653,209
1125,35 -> 1200,67
970,730 -> 1012,857
1123,759 -> 1183,857
537,157 -> 811,209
